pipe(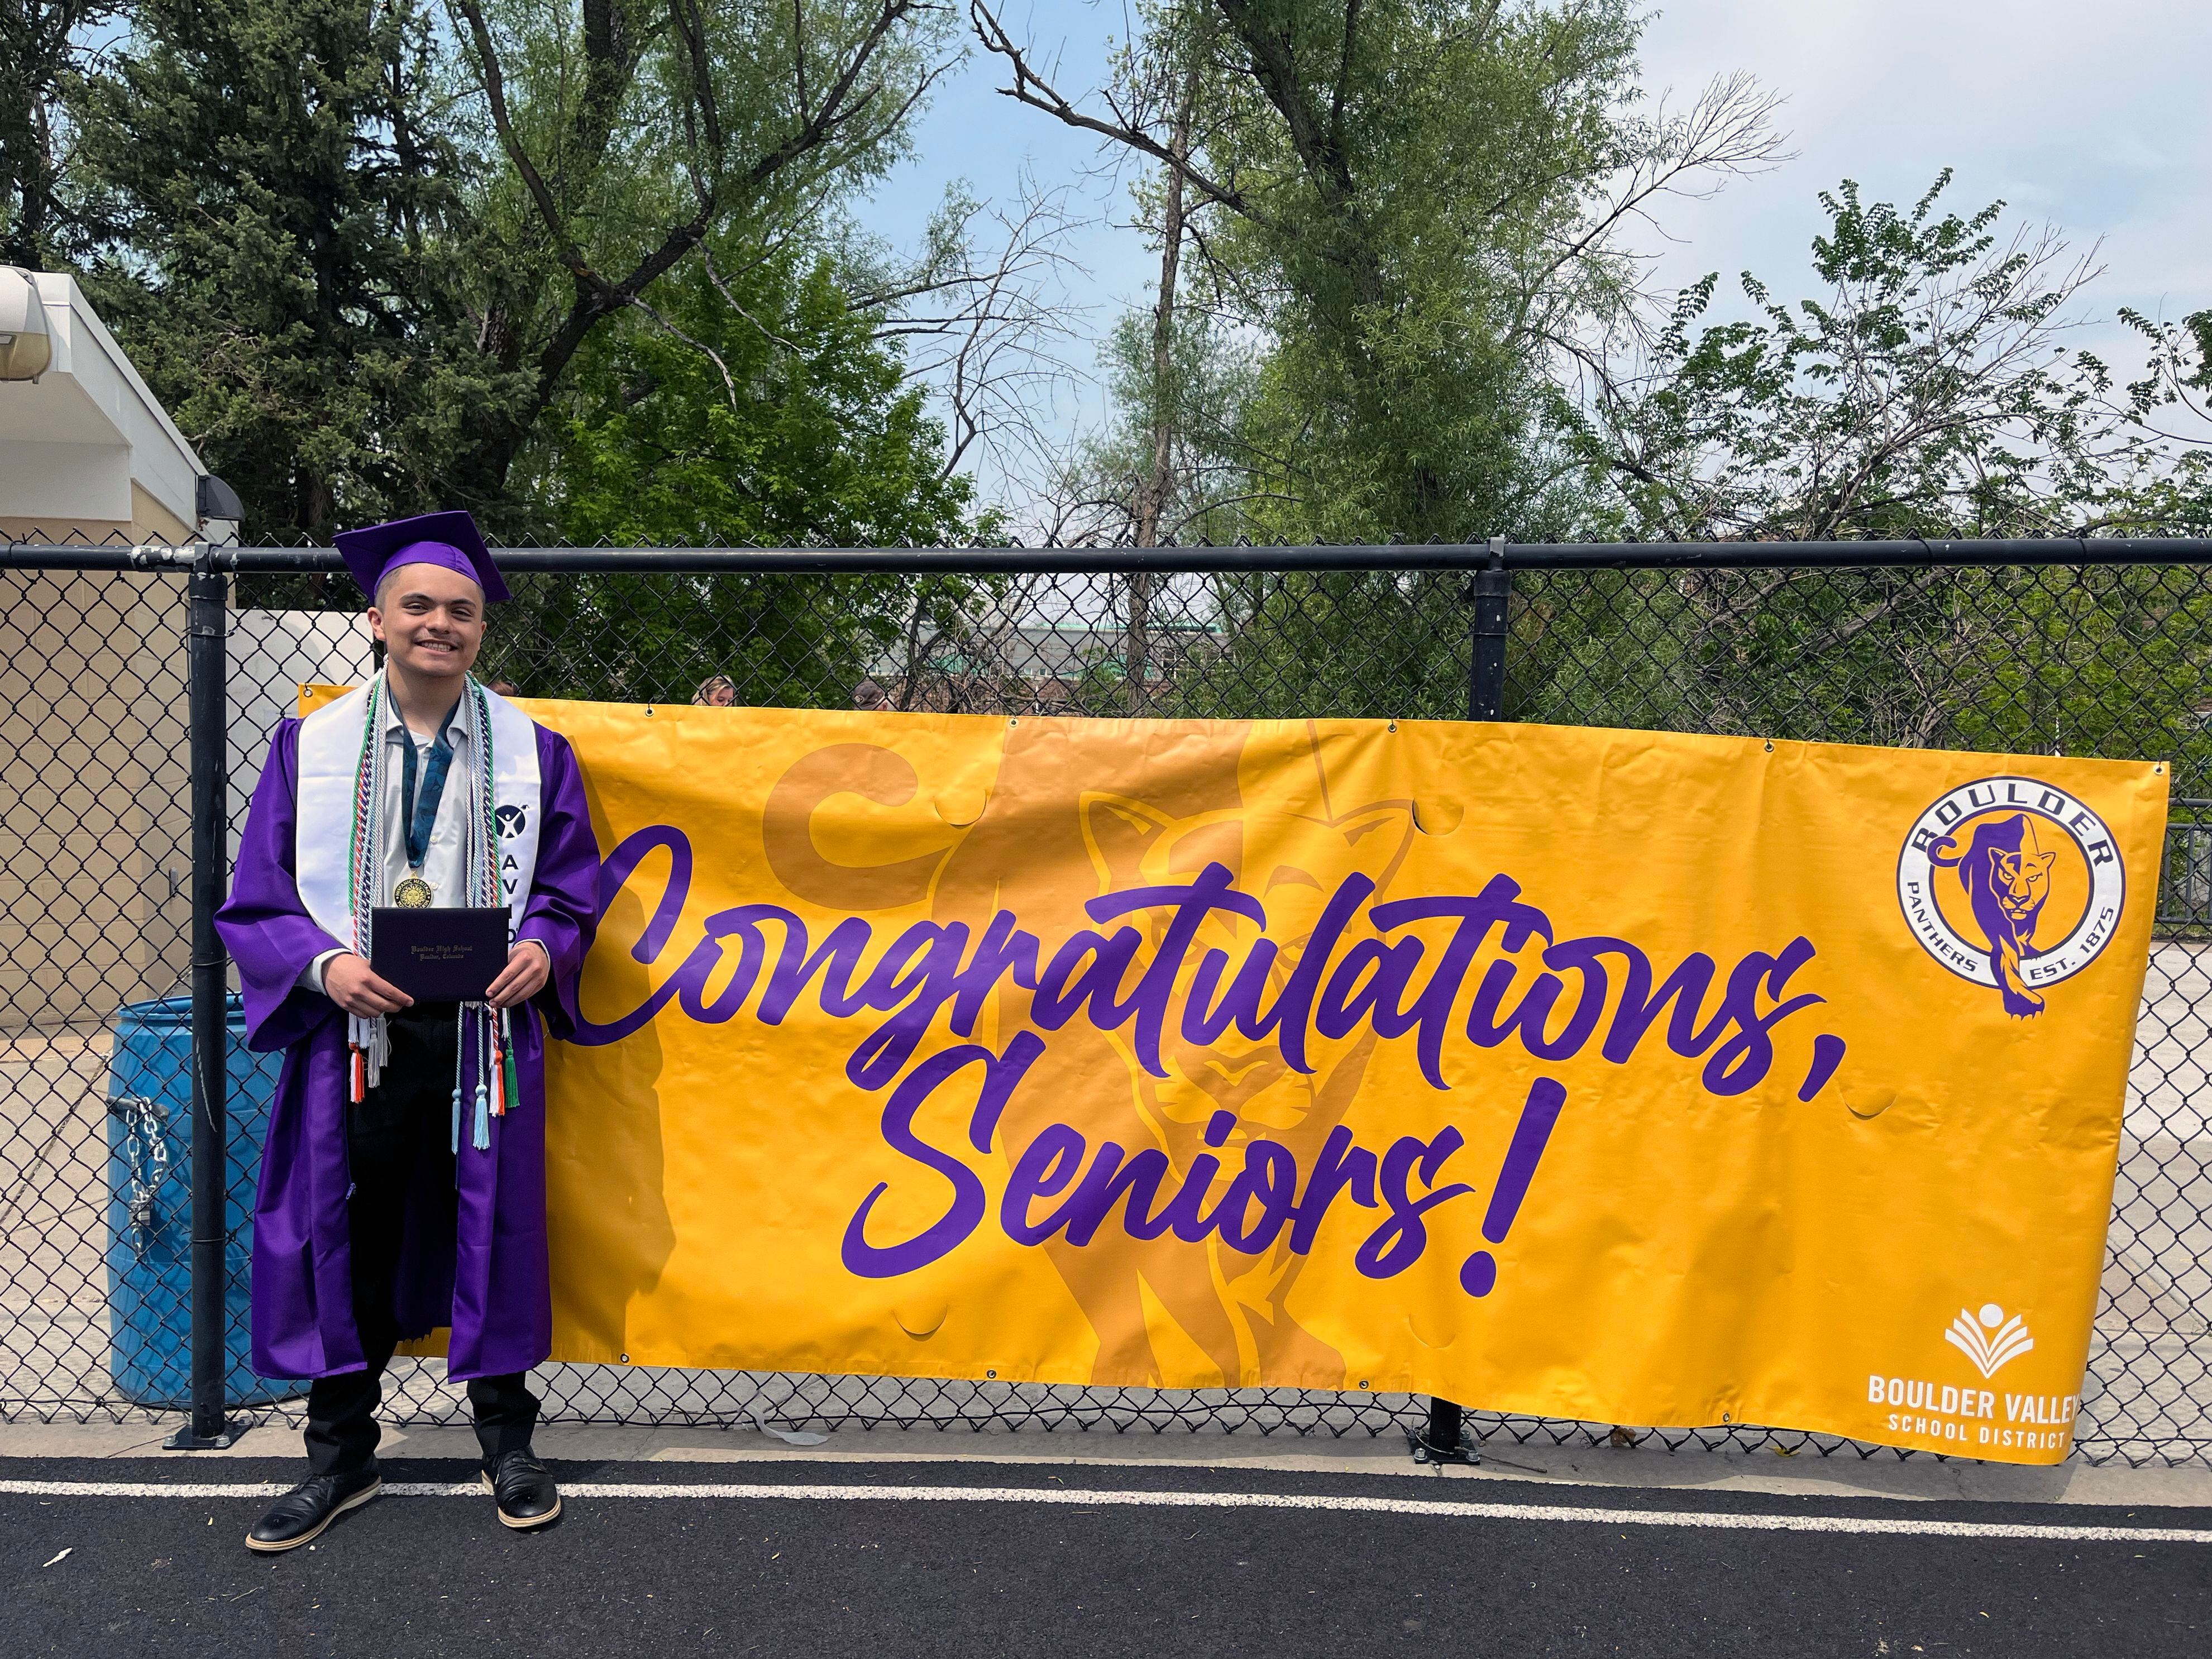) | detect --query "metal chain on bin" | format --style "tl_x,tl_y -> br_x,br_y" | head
108,1093 -> 170,1261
